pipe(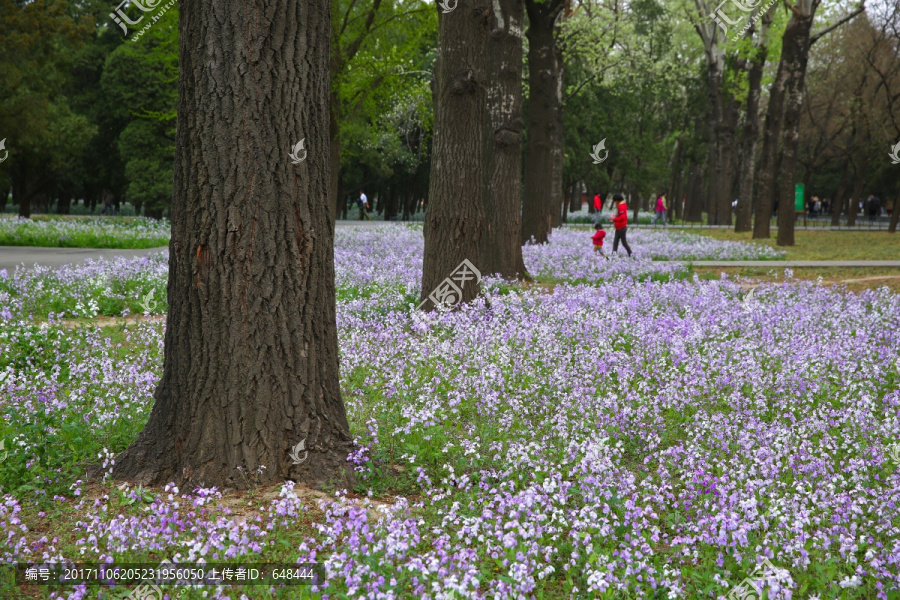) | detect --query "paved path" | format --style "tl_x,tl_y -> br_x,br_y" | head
0,221 -> 387,271
0,246 -> 167,272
